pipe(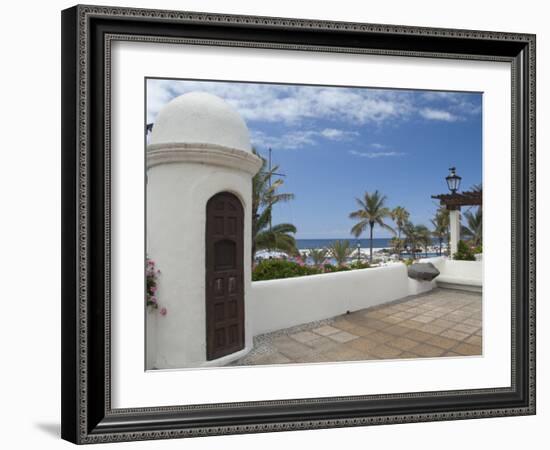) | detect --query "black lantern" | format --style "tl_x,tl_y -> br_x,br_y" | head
446,167 -> 461,194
